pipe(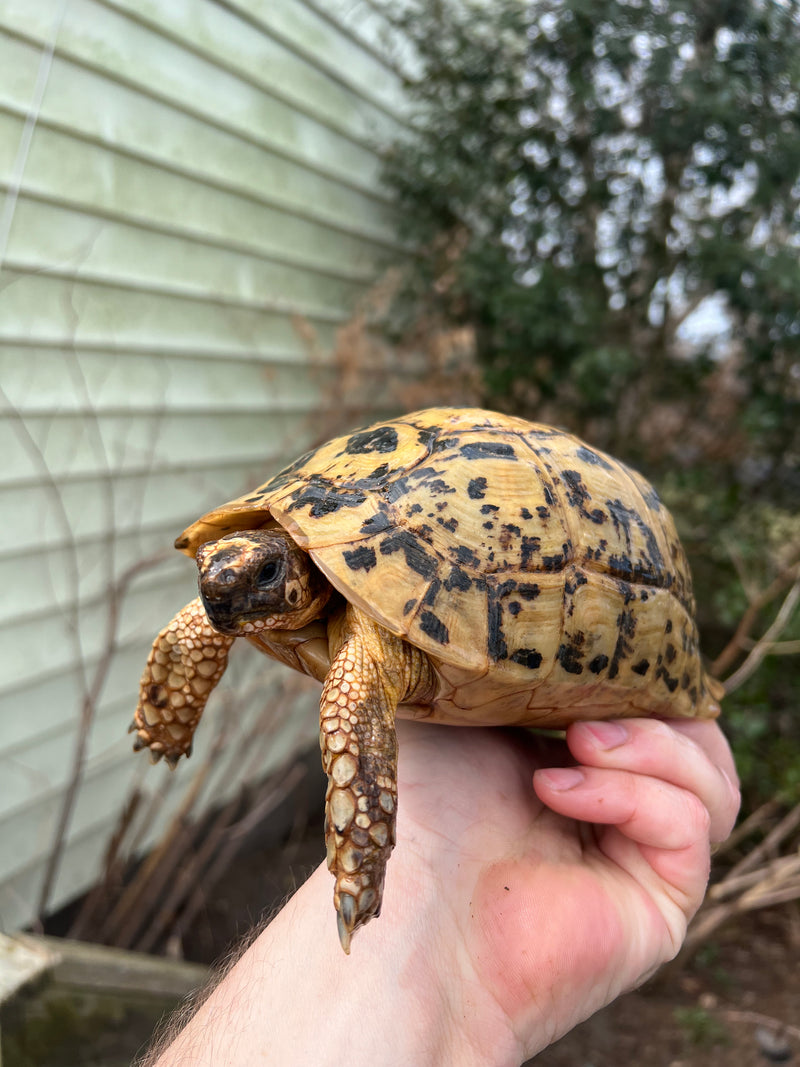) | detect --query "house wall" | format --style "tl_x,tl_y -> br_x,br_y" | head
0,0 -> 409,932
